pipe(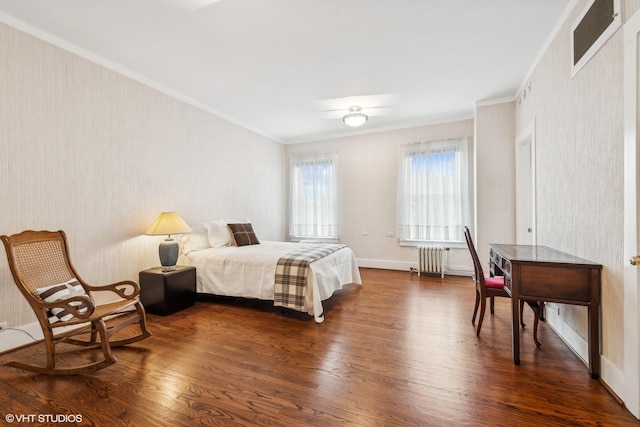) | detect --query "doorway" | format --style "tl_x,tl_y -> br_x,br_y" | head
515,120 -> 536,245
